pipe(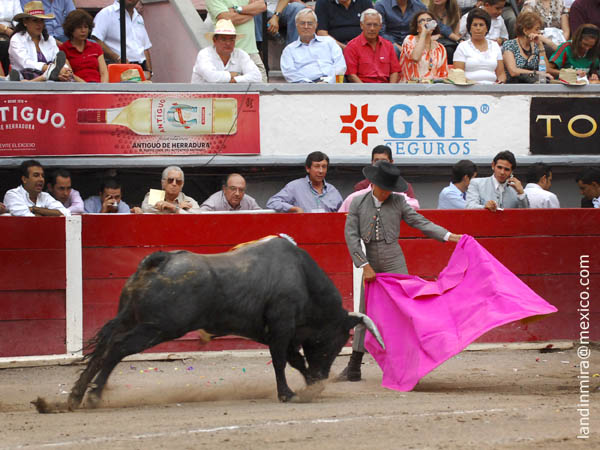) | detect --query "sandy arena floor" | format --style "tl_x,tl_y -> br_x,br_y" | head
1,347 -> 598,449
